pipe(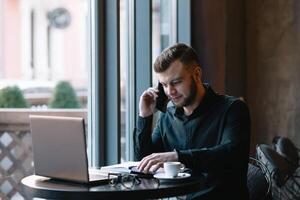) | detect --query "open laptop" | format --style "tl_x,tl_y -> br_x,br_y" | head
29,115 -> 108,185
